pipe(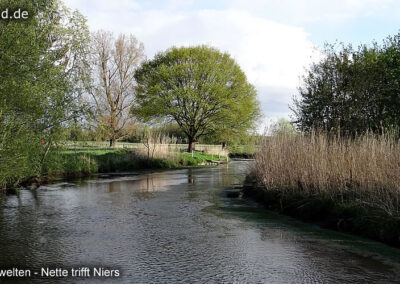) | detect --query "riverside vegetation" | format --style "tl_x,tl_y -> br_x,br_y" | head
0,0 -> 259,192
246,131 -> 400,247
243,32 -> 400,248
19,141 -> 229,191
2,0 -> 399,252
